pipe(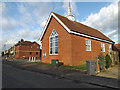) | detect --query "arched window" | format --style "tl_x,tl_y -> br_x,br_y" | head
49,29 -> 58,55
